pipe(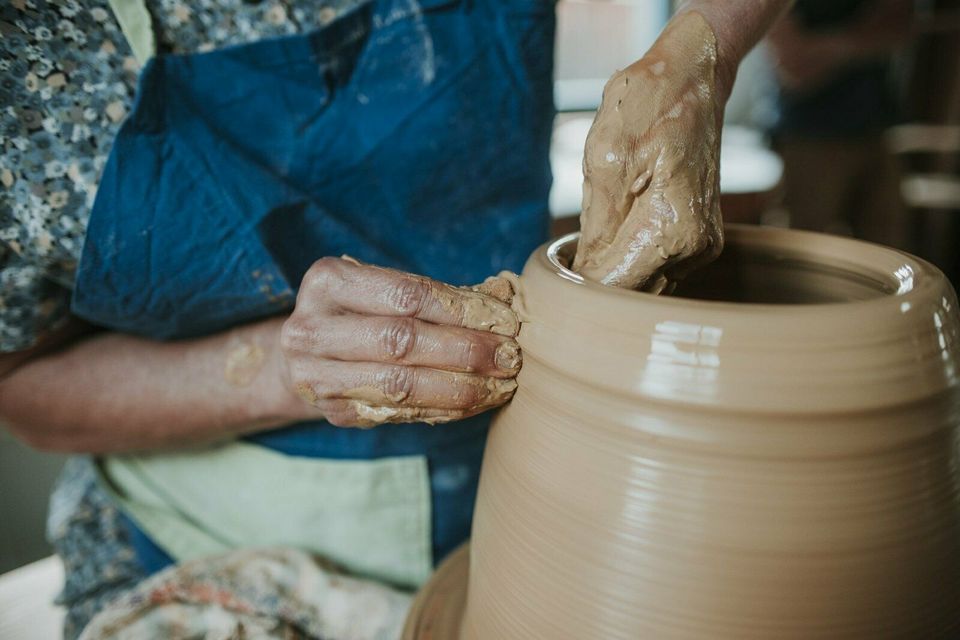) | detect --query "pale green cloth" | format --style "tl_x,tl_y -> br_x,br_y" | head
96,442 -> 433,588
106,0 -> 156,64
